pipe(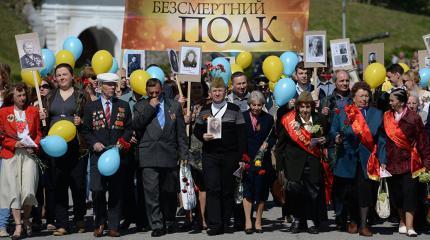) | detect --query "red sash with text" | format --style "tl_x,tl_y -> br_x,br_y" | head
344,104 -> 380,181
383,111 -> 425,178
281,111 -> 320,158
